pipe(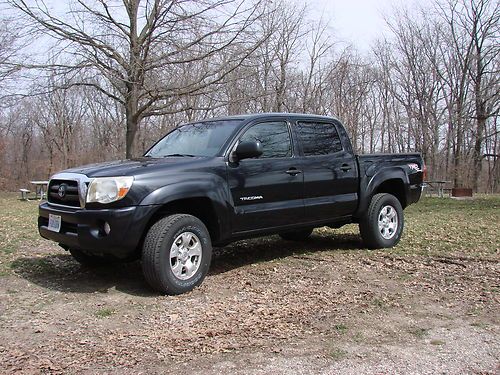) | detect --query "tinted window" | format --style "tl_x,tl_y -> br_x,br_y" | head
240,121 -> 292,158
146,120 -> 241,157
296,122 -> 343,156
